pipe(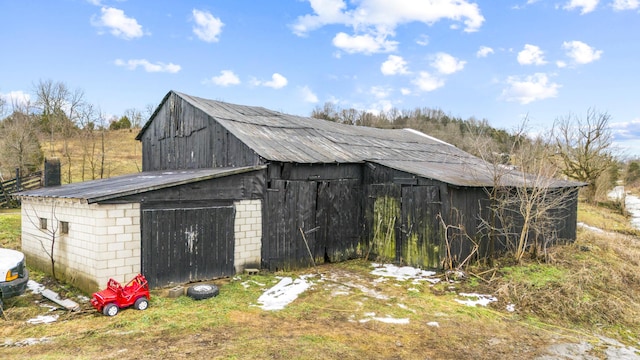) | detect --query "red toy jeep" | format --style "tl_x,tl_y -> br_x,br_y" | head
91,274 -> 150,316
